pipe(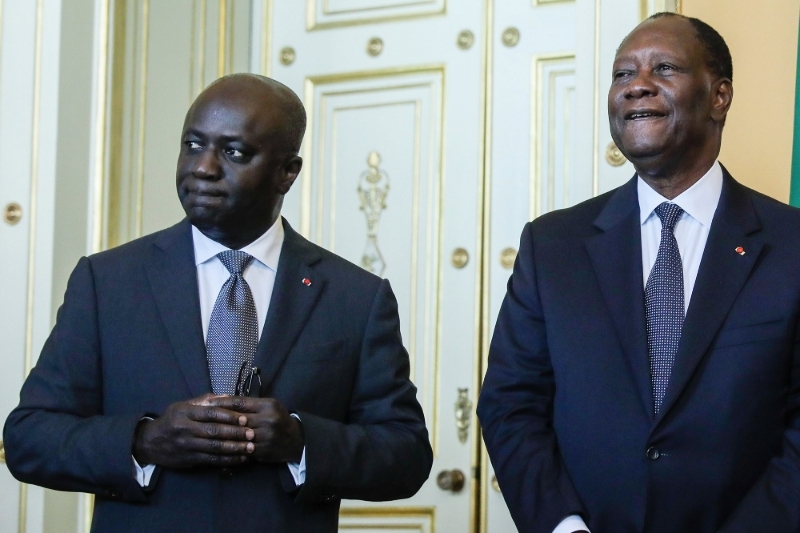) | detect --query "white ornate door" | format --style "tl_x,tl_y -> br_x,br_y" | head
254,2 -> 488,532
